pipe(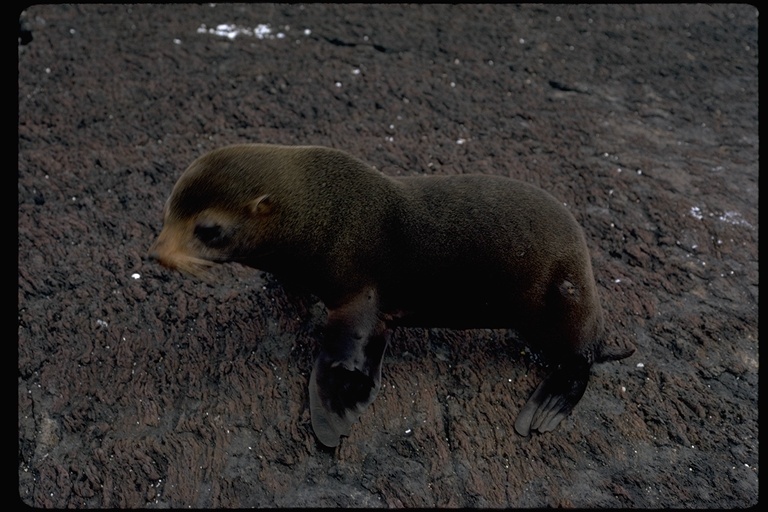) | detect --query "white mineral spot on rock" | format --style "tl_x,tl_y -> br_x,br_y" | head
690,206 -> 703,220
197,23 -> 284,40
718,211 -> 752,227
